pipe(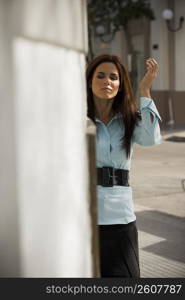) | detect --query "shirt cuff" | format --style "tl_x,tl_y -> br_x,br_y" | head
140,97 -> 162,121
